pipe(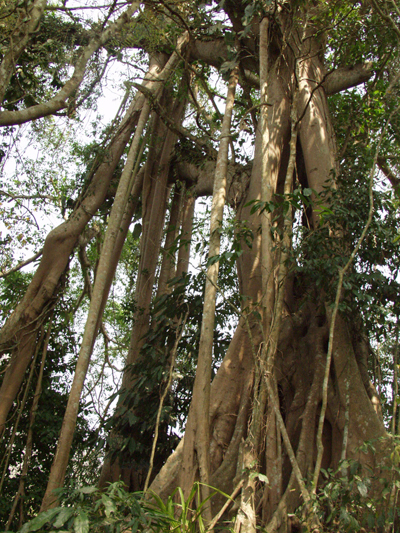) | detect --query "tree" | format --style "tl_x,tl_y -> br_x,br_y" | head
1,0 -> 400,531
